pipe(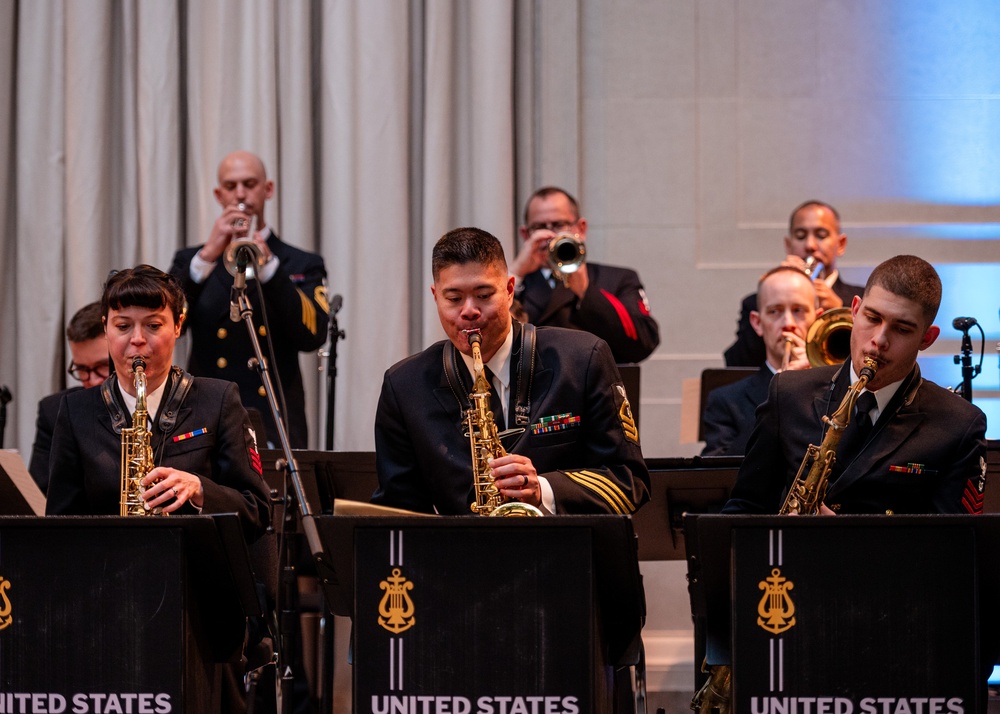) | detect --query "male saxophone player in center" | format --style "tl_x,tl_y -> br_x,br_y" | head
372,226 -> 649,515
722,254 -> 986,515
